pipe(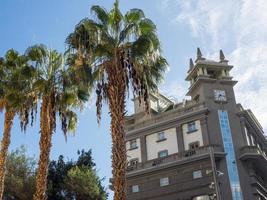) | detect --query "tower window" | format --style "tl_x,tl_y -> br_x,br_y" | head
160,177 -> 169,186
129,139 -> 138,150
207,69 -> 216,78
132,185 -> 139,193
